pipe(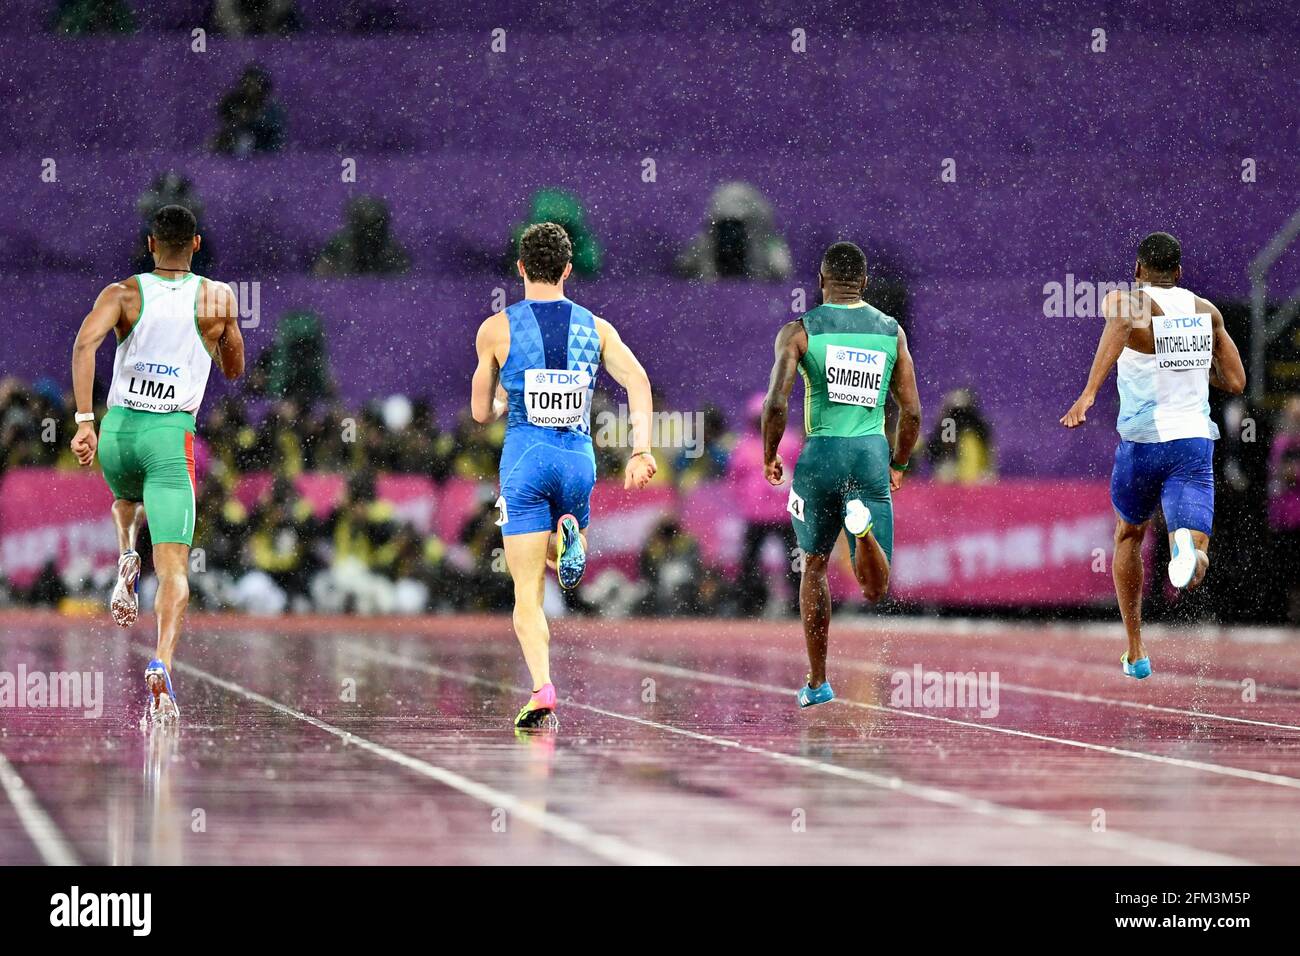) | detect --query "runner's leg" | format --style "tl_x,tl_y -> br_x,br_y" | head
1113,517 -> 1148,665
151,542 -> 190,670
100,425 -> 146,626
112,499 -> 144,552
1110,440 -> 1161,669
504,529 -> 552,690
1162,438 -> 1215,590
847,439 -> 895,602
800,552 -> 832,687
850,533 -> 890,602
1168,529 -> 1211,589
138,421 -> 197,713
